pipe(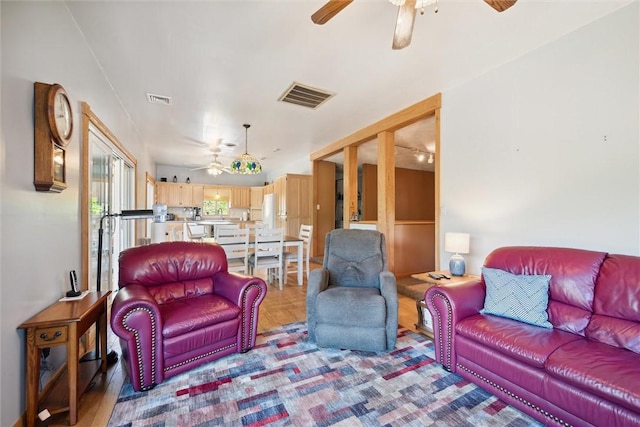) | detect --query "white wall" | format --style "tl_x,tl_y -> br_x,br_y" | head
1,3 -> 154,425
439,2 -> 639,274
1,1 -> 638,425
